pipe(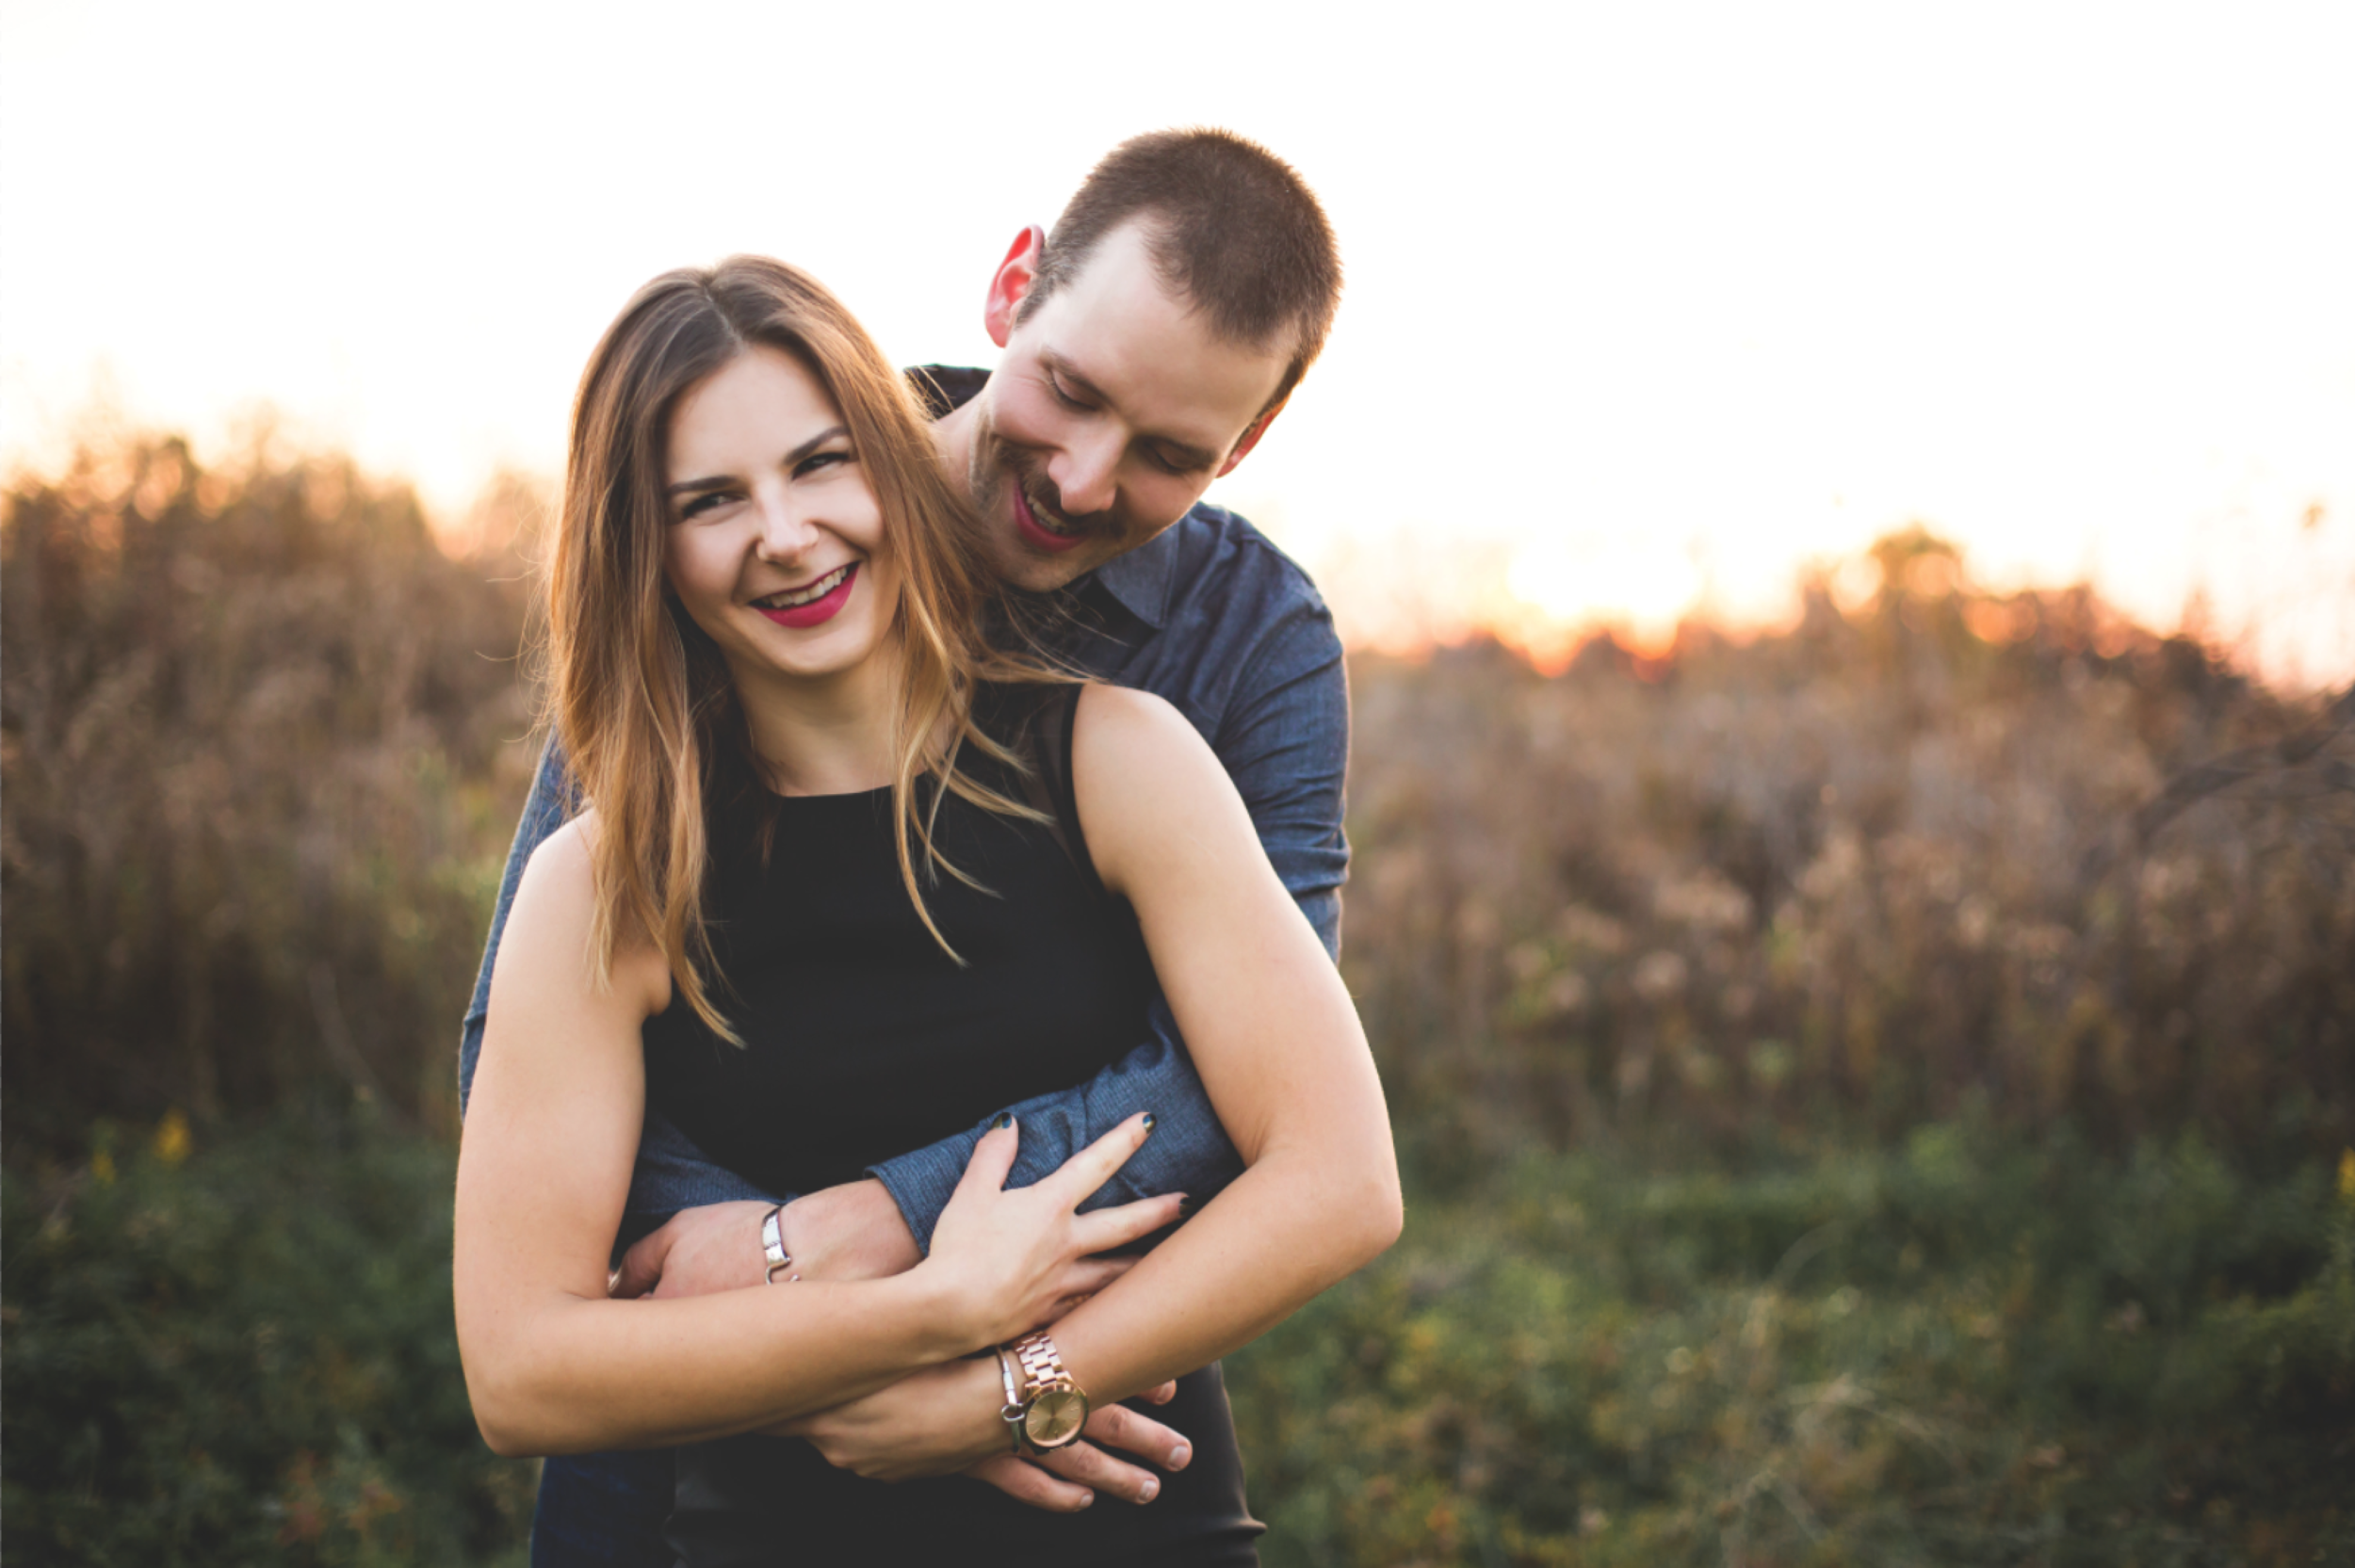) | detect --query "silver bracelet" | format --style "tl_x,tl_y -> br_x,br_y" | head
995,1348 -> 1025,1453
760,1204 -> 800,1284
